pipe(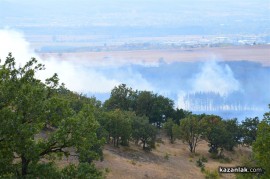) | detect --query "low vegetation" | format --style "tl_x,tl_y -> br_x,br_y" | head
0,54 -> 269,178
